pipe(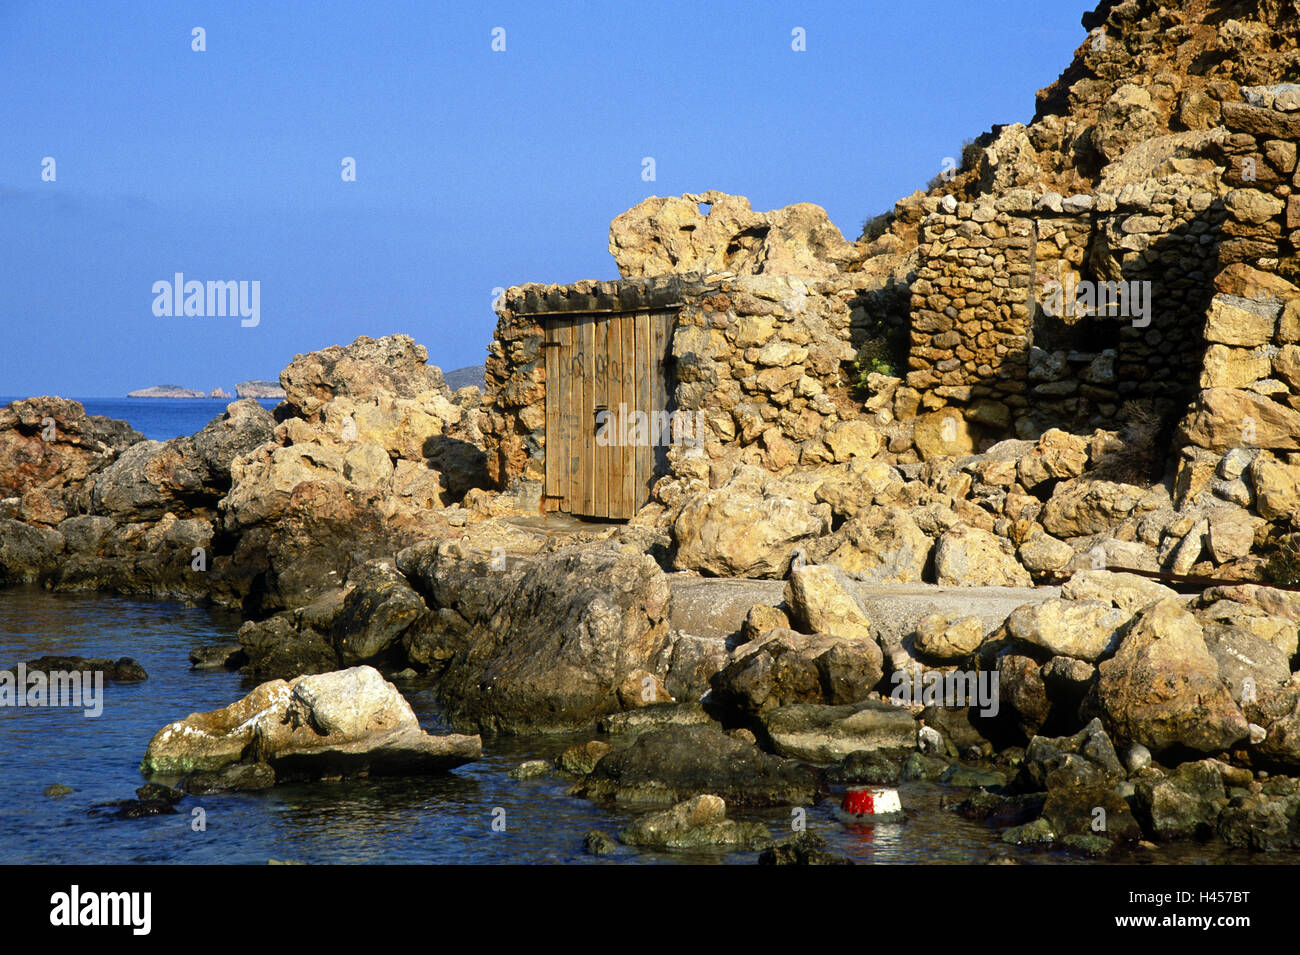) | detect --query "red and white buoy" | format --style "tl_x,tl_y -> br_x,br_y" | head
837,787 -> 904,824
